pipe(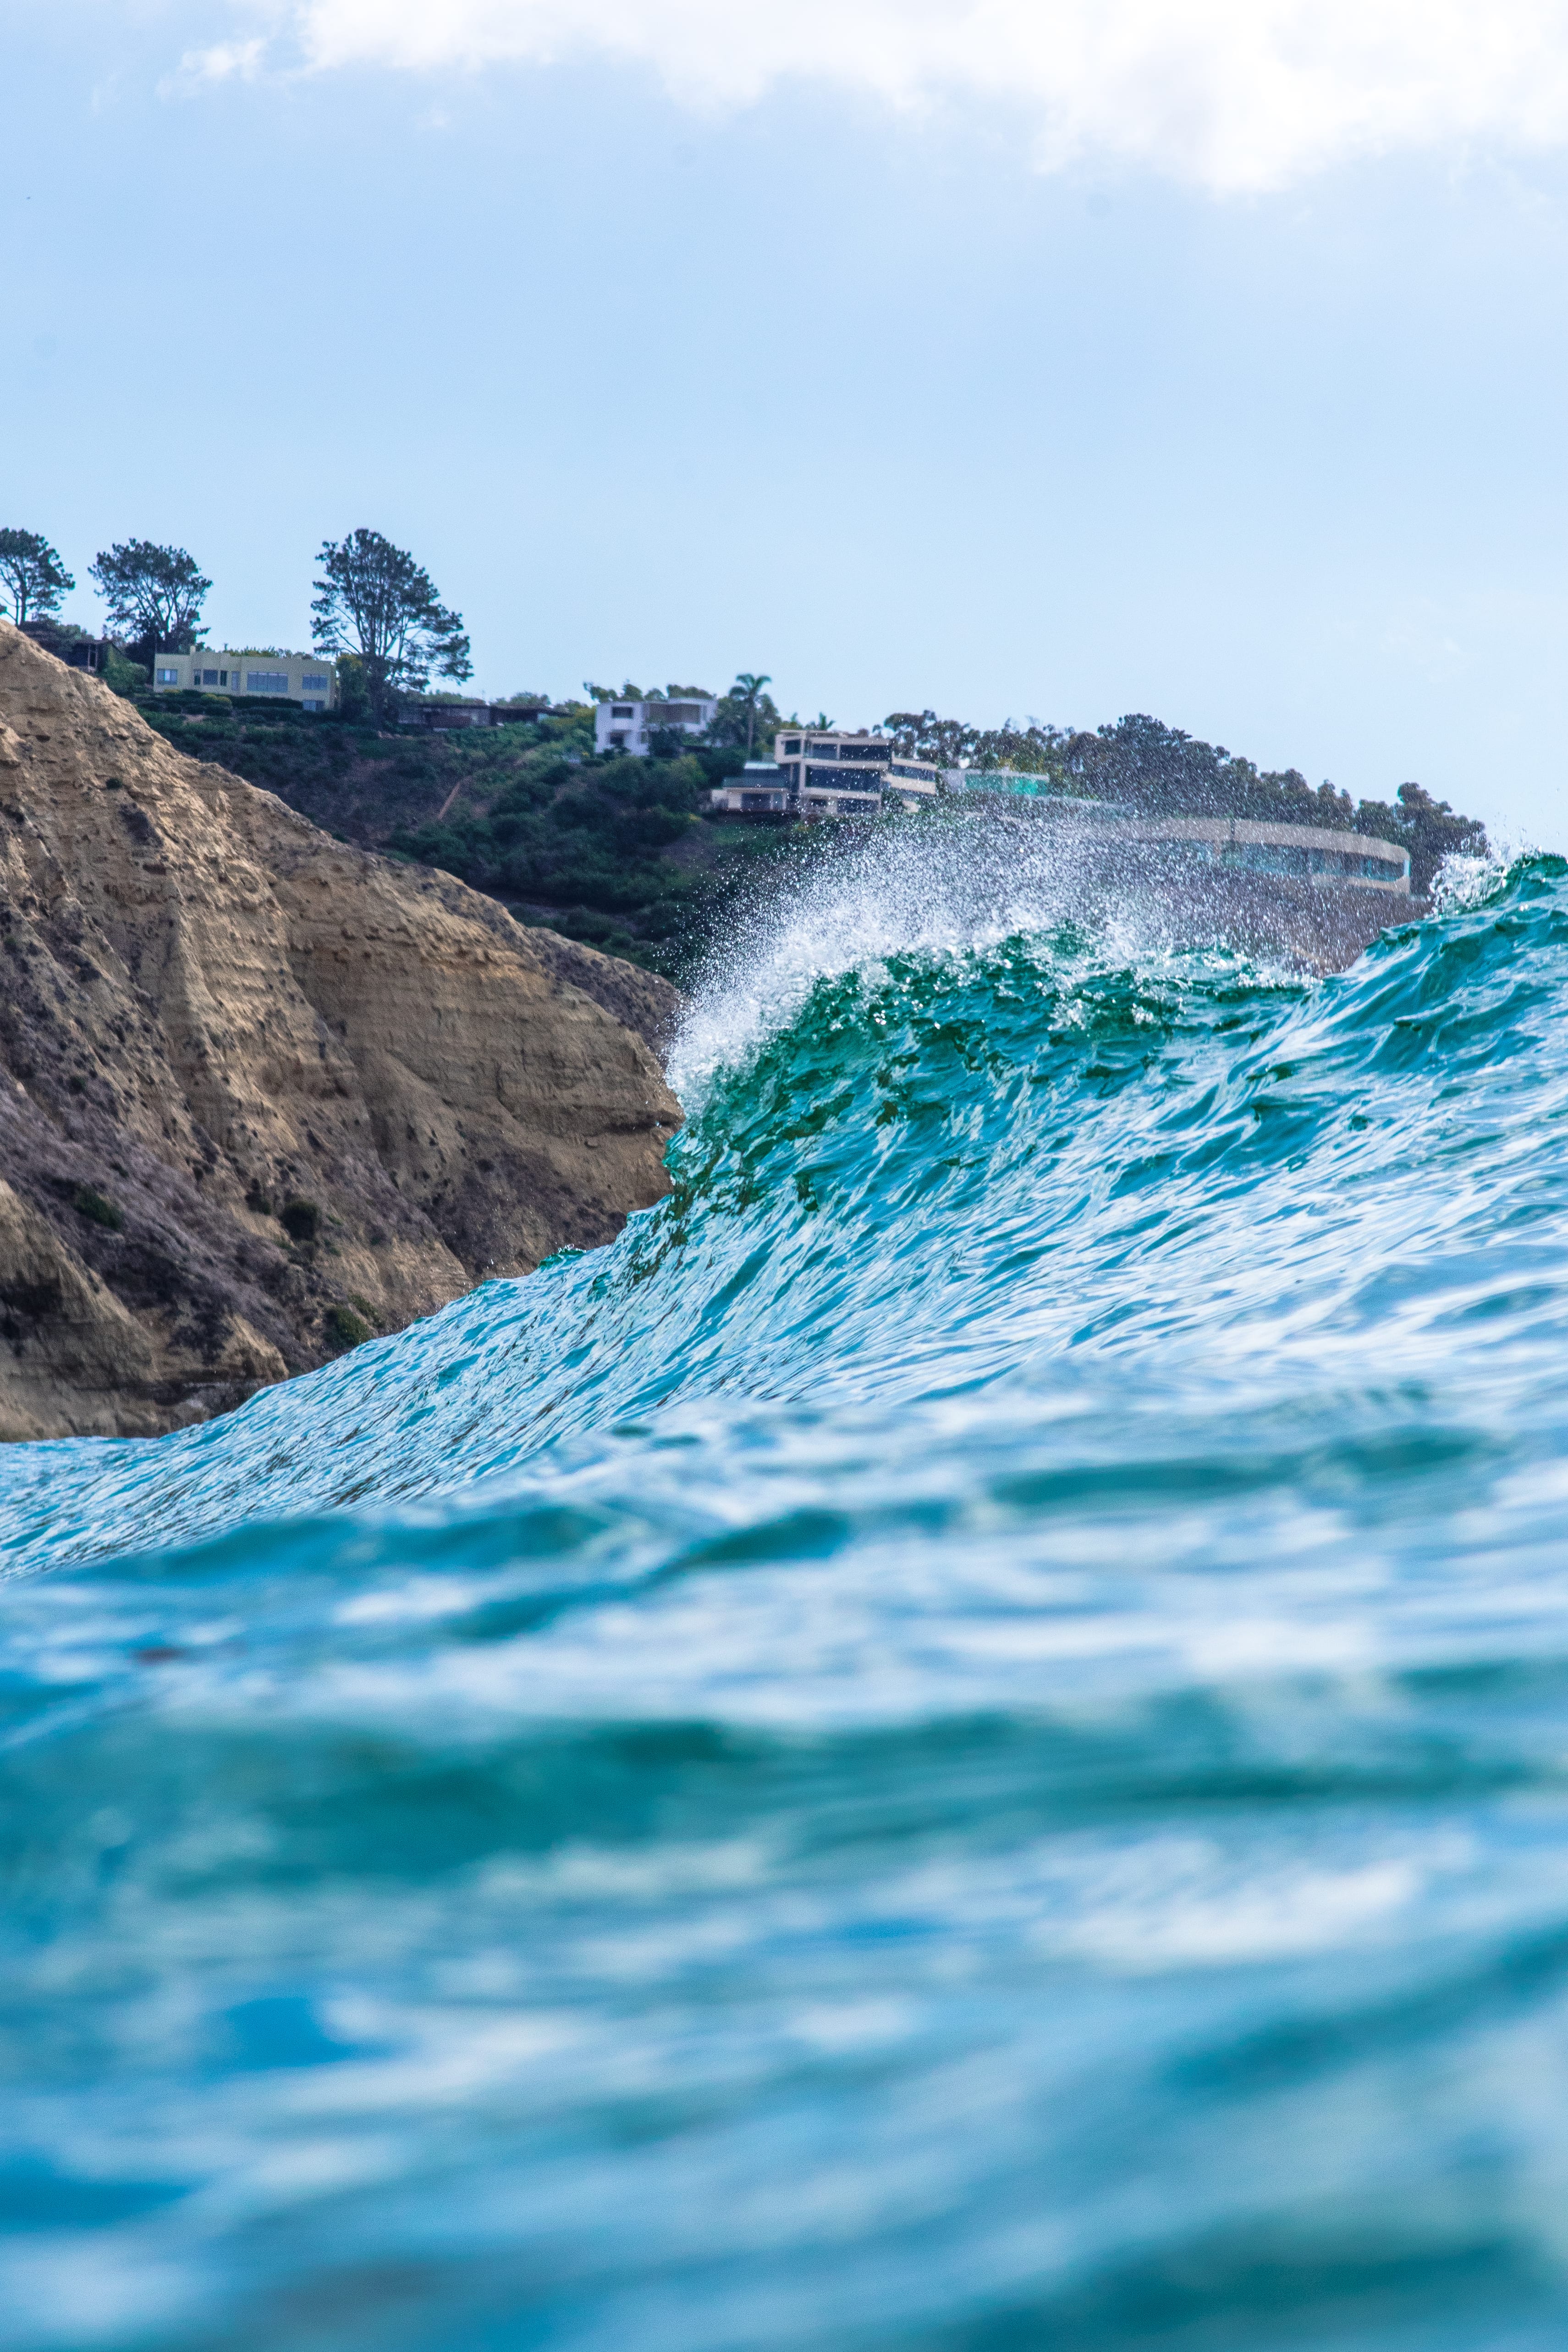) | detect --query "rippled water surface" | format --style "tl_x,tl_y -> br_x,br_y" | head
3,839 -> 1568,2350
